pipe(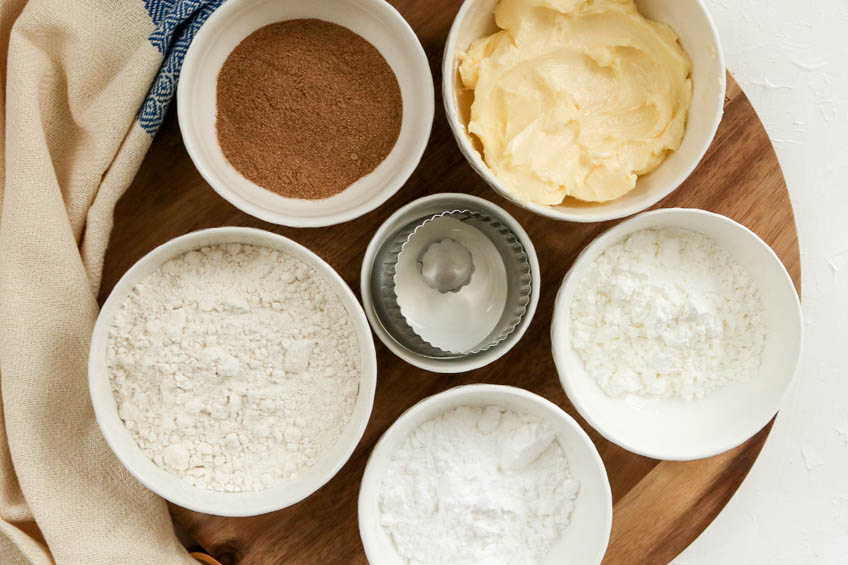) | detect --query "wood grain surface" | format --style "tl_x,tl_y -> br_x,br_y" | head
99,1 -> 800,563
